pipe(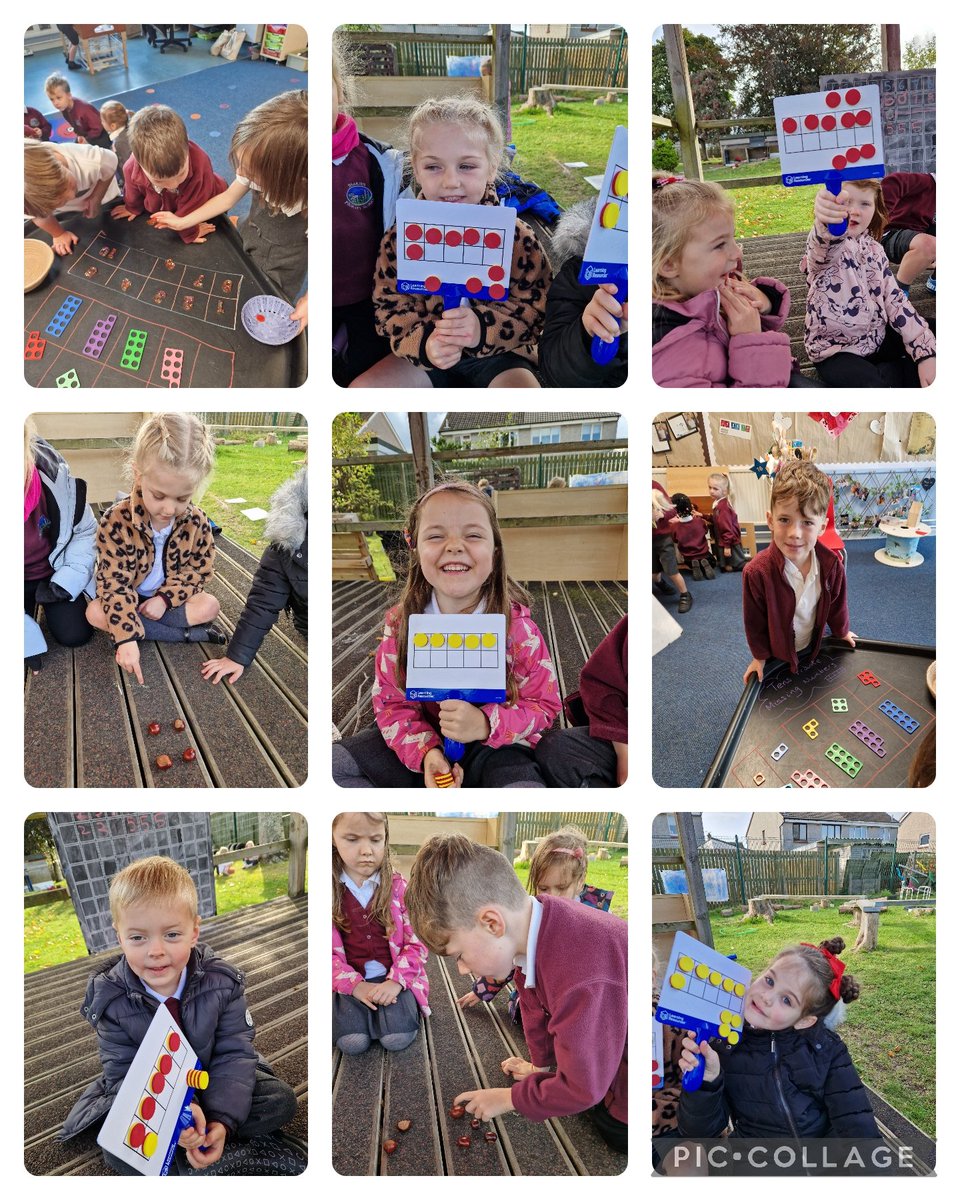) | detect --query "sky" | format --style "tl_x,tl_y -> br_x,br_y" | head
652,24 -> 937,46
692,812 -> 907,841
381,413 -> 628,449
